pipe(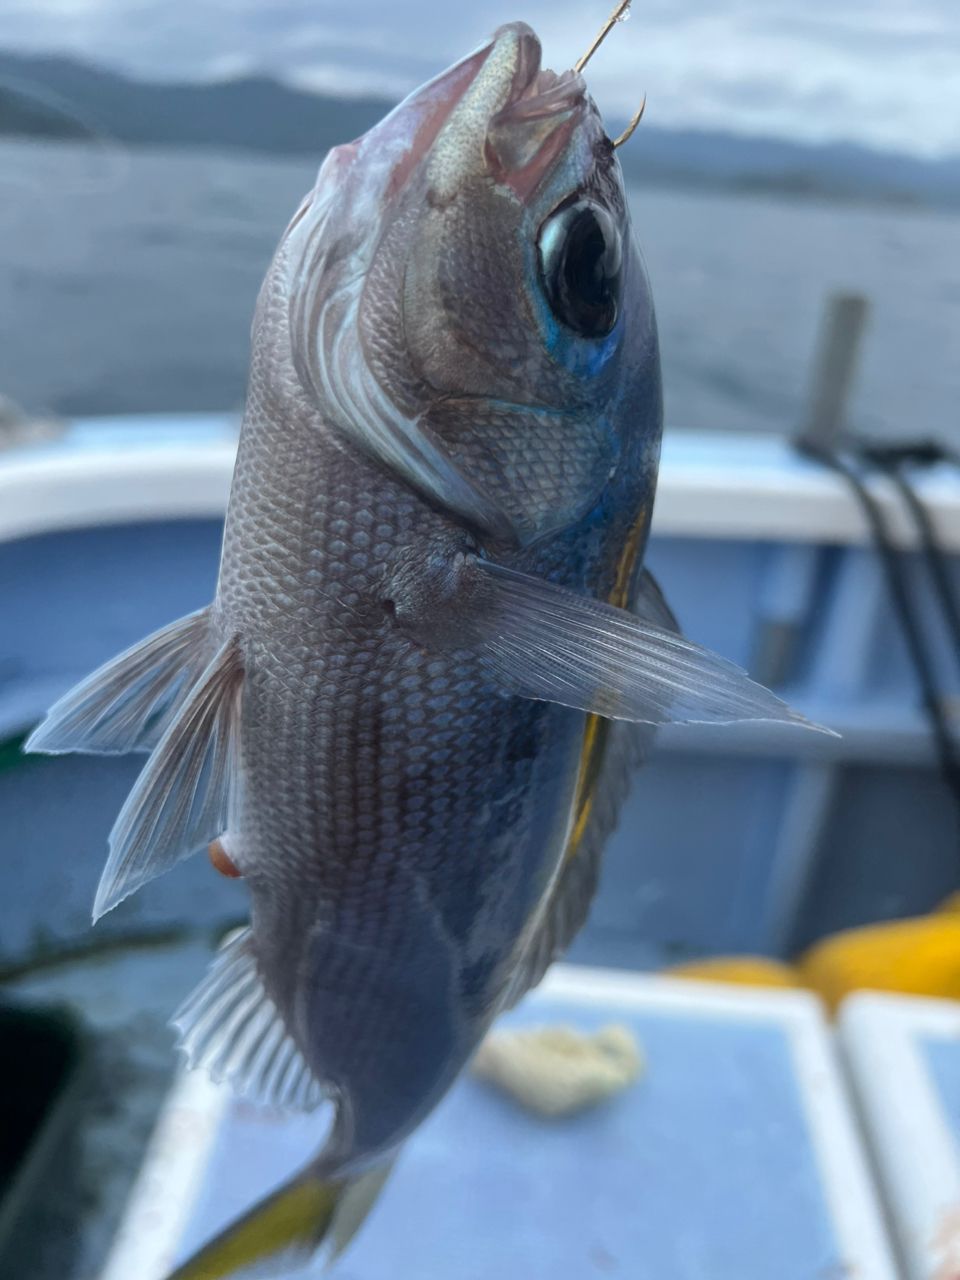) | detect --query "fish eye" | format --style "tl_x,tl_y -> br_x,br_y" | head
537,200 -> 623,339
